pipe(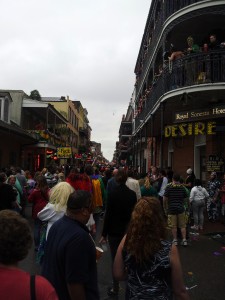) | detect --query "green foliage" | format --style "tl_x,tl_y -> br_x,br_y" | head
30,90 -> 41,100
